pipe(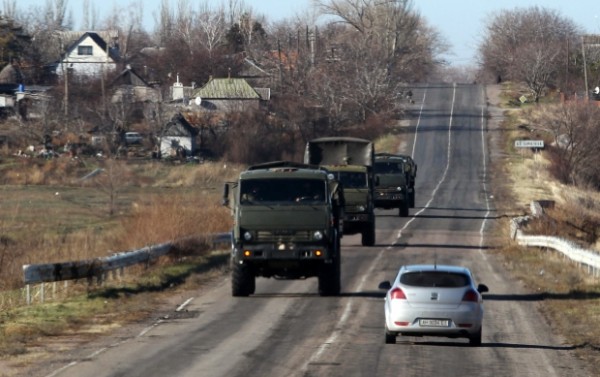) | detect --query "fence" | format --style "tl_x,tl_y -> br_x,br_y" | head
20,233 -> 232,305
510,202 -> 600,278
